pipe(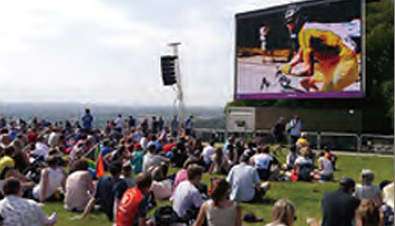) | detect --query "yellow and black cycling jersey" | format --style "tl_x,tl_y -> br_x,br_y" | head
297,22 -> 359,91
